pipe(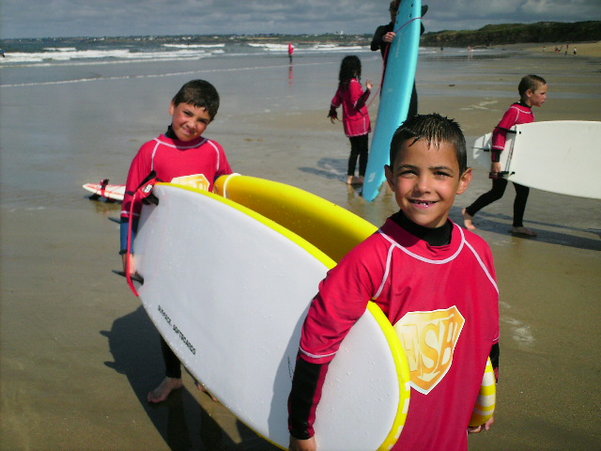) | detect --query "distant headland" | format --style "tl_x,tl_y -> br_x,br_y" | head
420,21 -> 601,47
